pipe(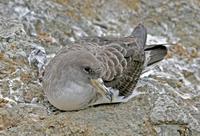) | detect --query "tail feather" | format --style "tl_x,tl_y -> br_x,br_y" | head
144,44 -> 167,66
